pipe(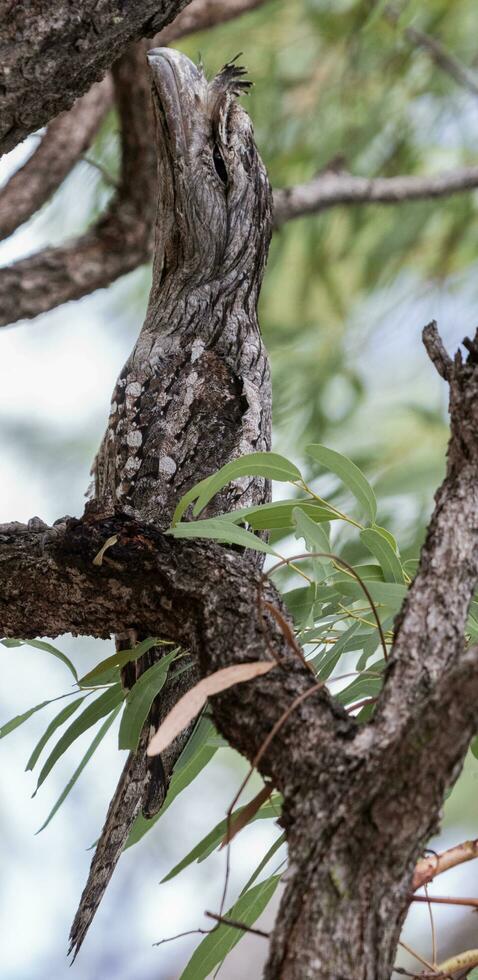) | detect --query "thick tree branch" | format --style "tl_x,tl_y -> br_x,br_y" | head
0,512 -> 348,798
273,165 -> 478,226
0,0 -> 191,157
5,159 -> 478,328
370,324 -> 478,748
413,837 -> 478,891
264,326 -> 478,979
0,77 -> 114,242
156,0 -> 267,43
0,43 -> 156,328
